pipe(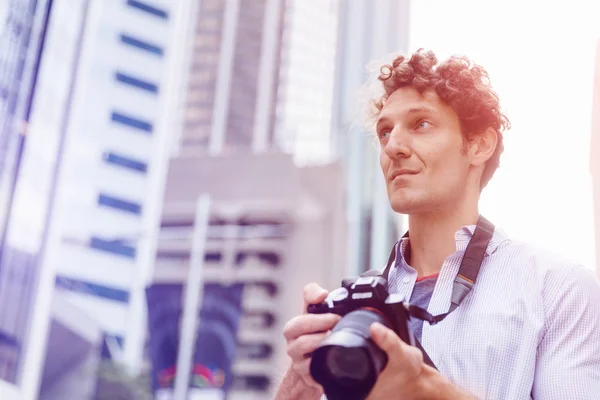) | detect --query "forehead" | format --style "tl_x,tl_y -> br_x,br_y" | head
378,87 -> 450,121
